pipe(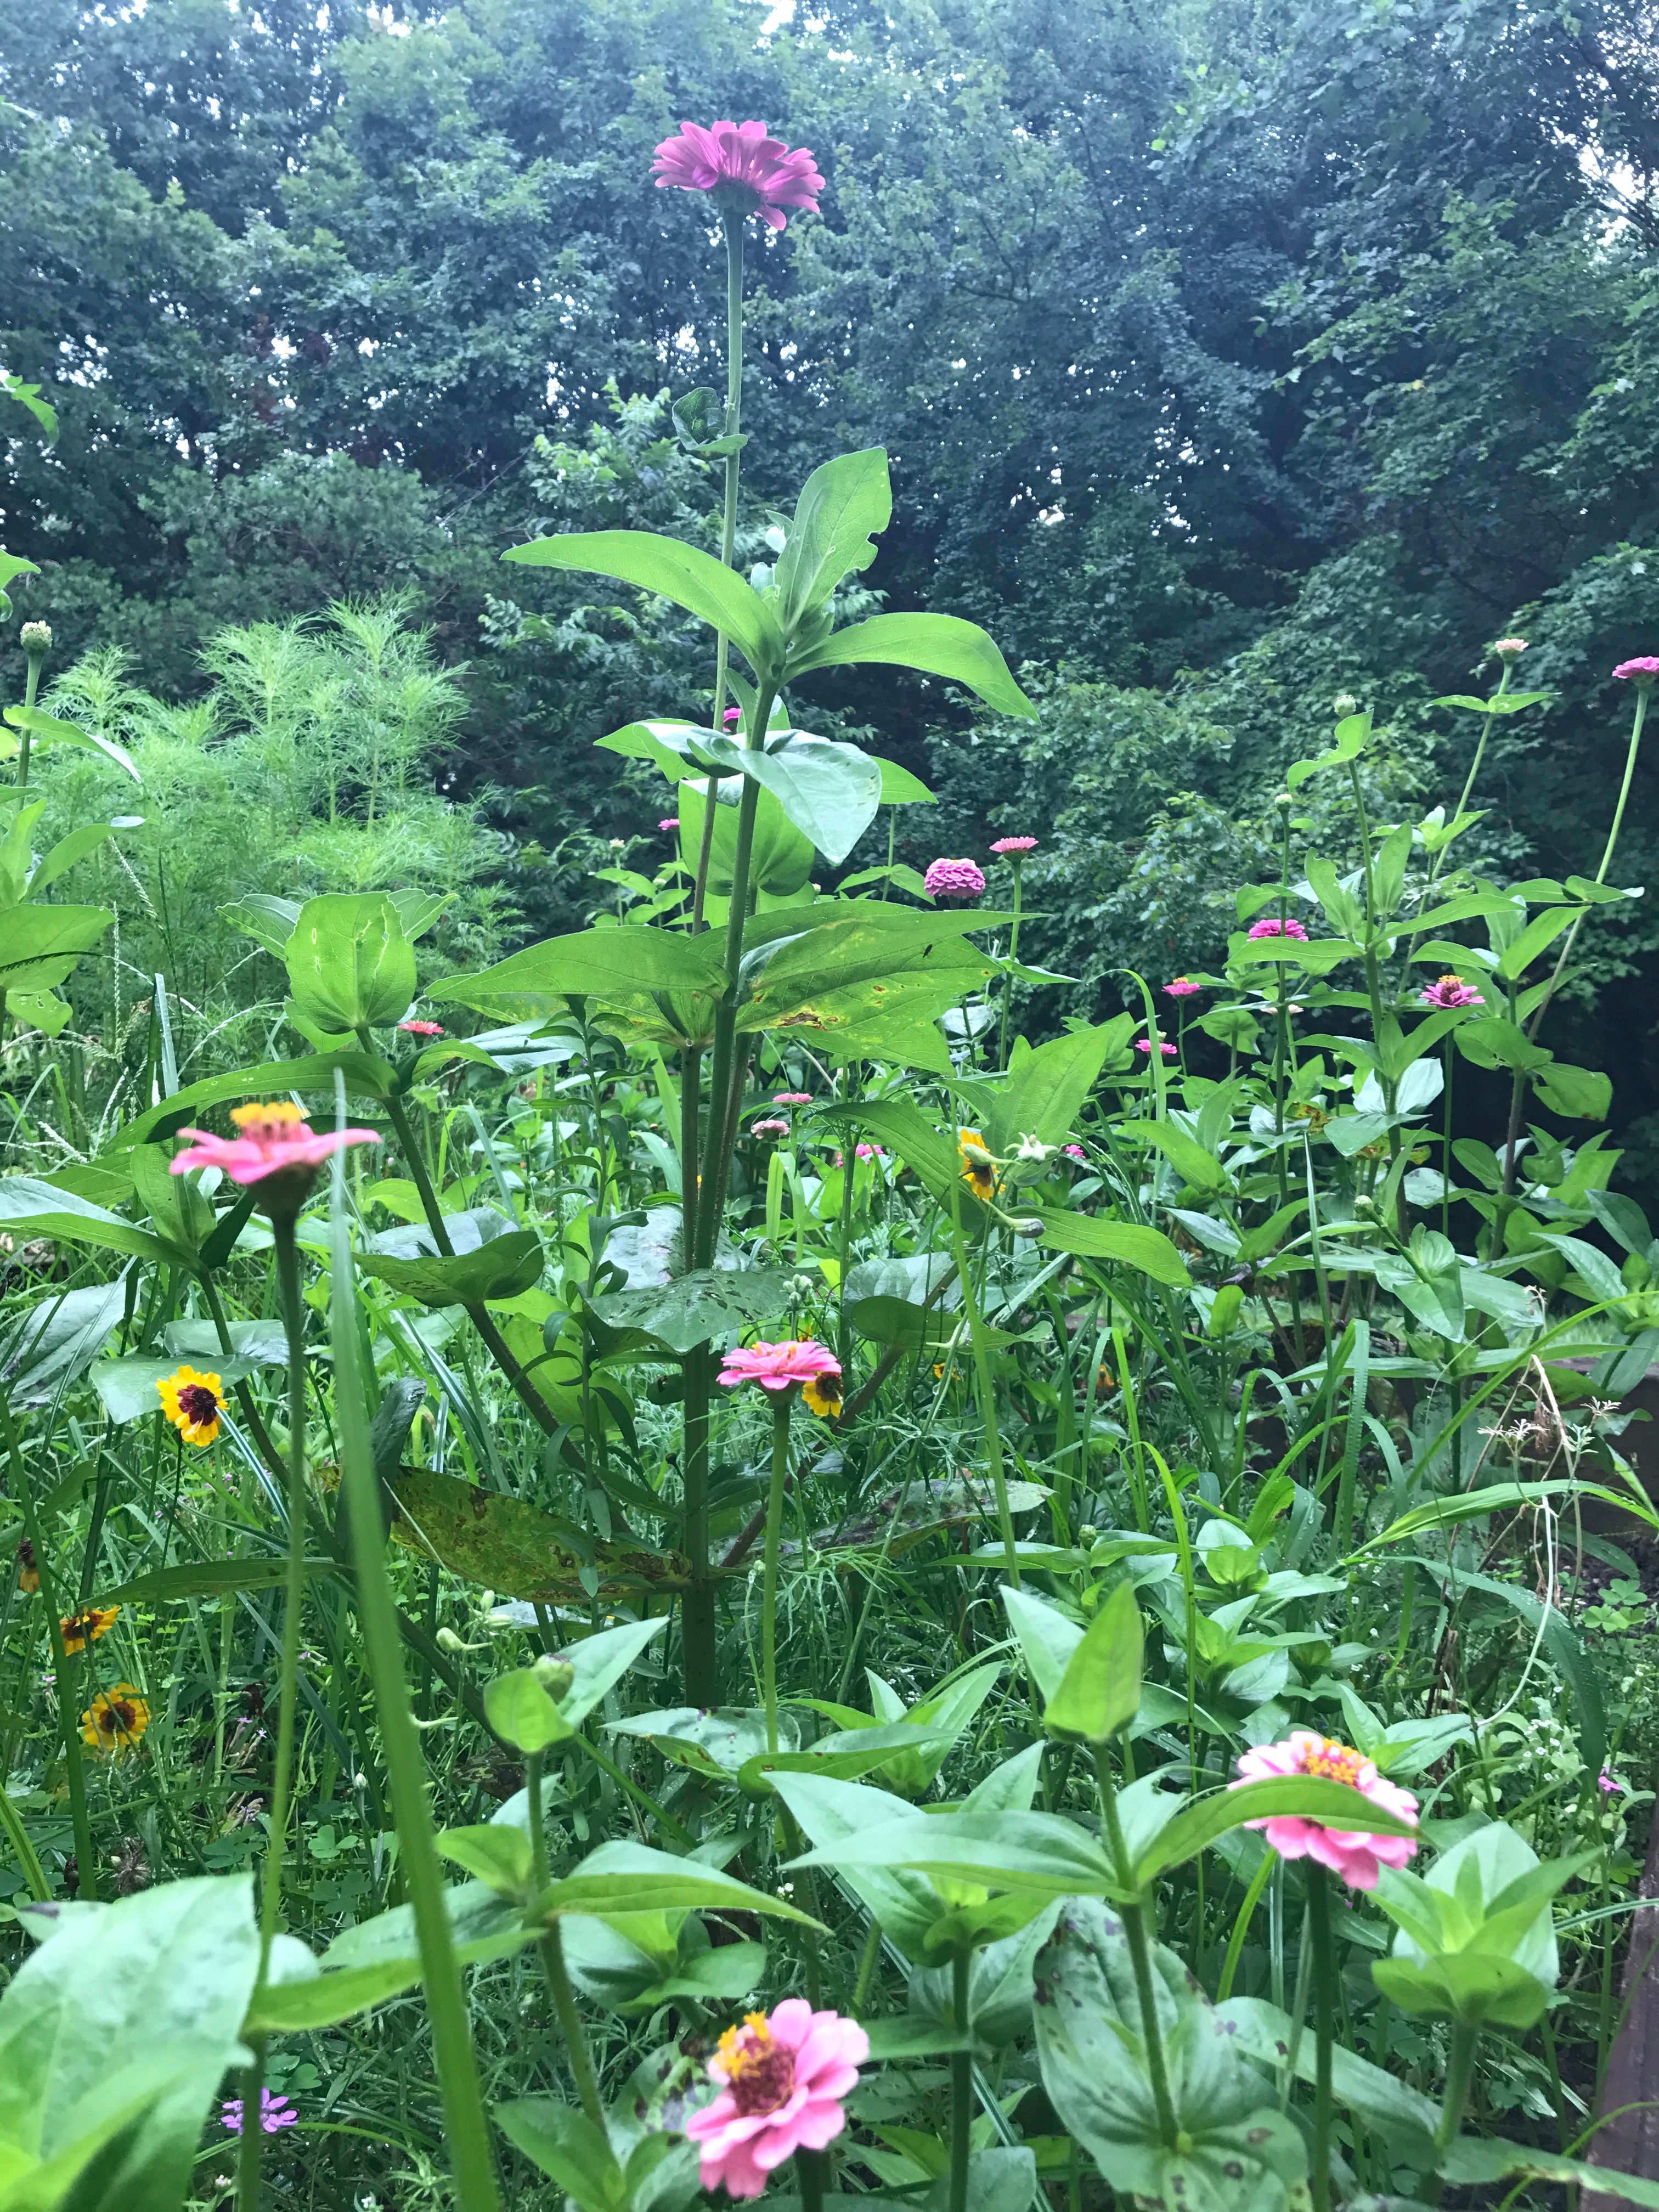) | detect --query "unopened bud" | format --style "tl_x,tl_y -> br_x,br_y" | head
19,621 -> 50,654
533,1654 -> 575,1701
1273,791 -> 1294,810
1079,1524 -> 1098,1543
1332,692 -> 1359,716
607,837 -> 625,850
435,1626 -> 466,1654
